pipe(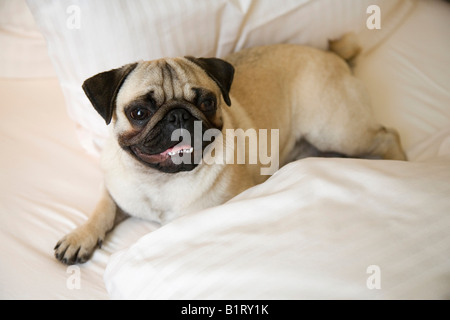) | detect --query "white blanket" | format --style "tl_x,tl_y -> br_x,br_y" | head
103,0 -> 450,299
104,146 -> 450,299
